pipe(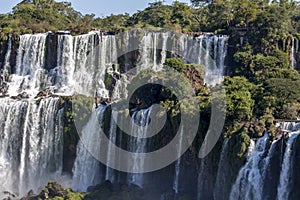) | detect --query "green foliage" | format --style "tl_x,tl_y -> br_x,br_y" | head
228,128 -> 250,158
64,188 -> 85,200
60,95 -> 94,164
126,59 -> 205,118
0,0 -> 83,34
224,76 -> 255,122
127,1 -> 199,31
233,45 -> 254,76
34,181 -> 86,200
99,14 -> 130,32
262,78 -> 300,119
164,57 -> 186,72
